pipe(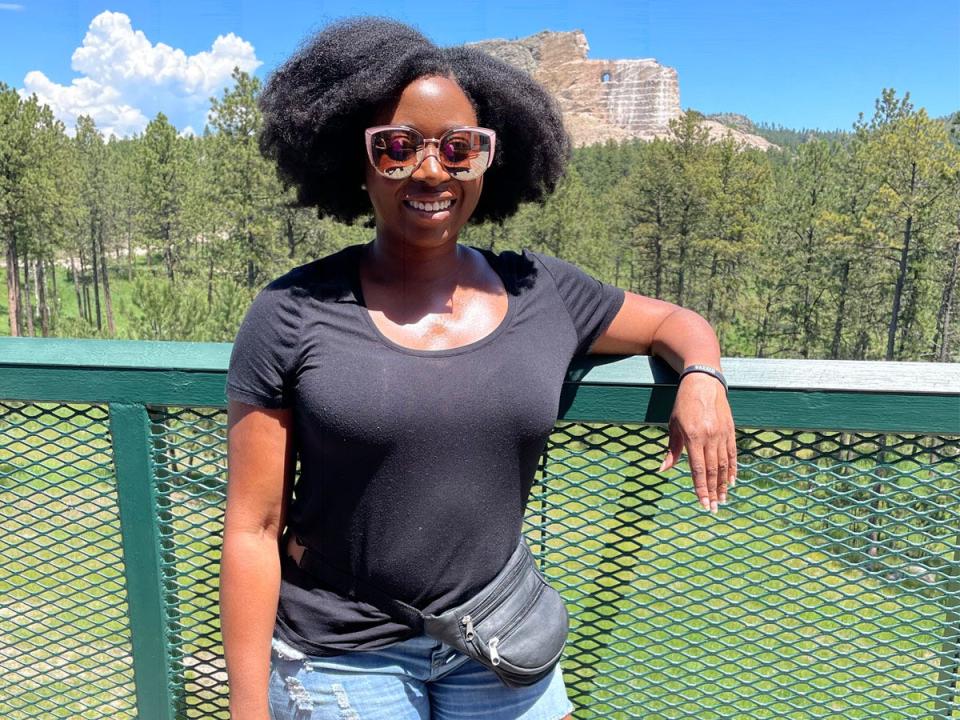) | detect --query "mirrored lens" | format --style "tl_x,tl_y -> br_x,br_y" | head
370,128 -> 422,178
438,130 -> 491,180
